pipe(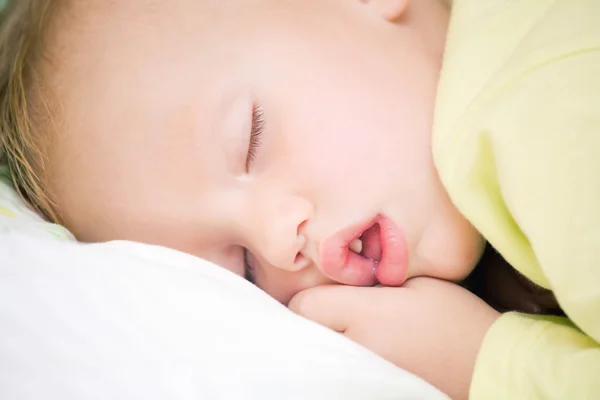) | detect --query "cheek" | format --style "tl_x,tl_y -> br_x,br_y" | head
267,58 -> 435,210
288,111 -> 406,191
